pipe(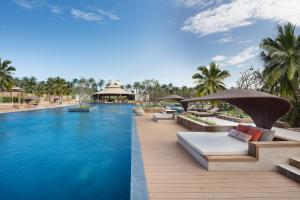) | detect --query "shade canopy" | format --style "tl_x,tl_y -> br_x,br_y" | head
156,95 -> 184,101
182,89 -> 291,129
92,80 -> 135,101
